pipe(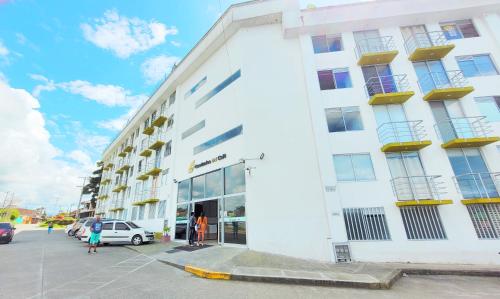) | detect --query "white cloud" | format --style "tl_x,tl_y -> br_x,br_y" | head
0,80 -> 87,214
170,41 -> 181,47
67,150 -> 94,173
141,54 -> 179,85
81,9 -> 178,58
0,40 -> 8,56
0,72 -> 7,83
97,102 -> 141,132
30,74 -> 147,107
